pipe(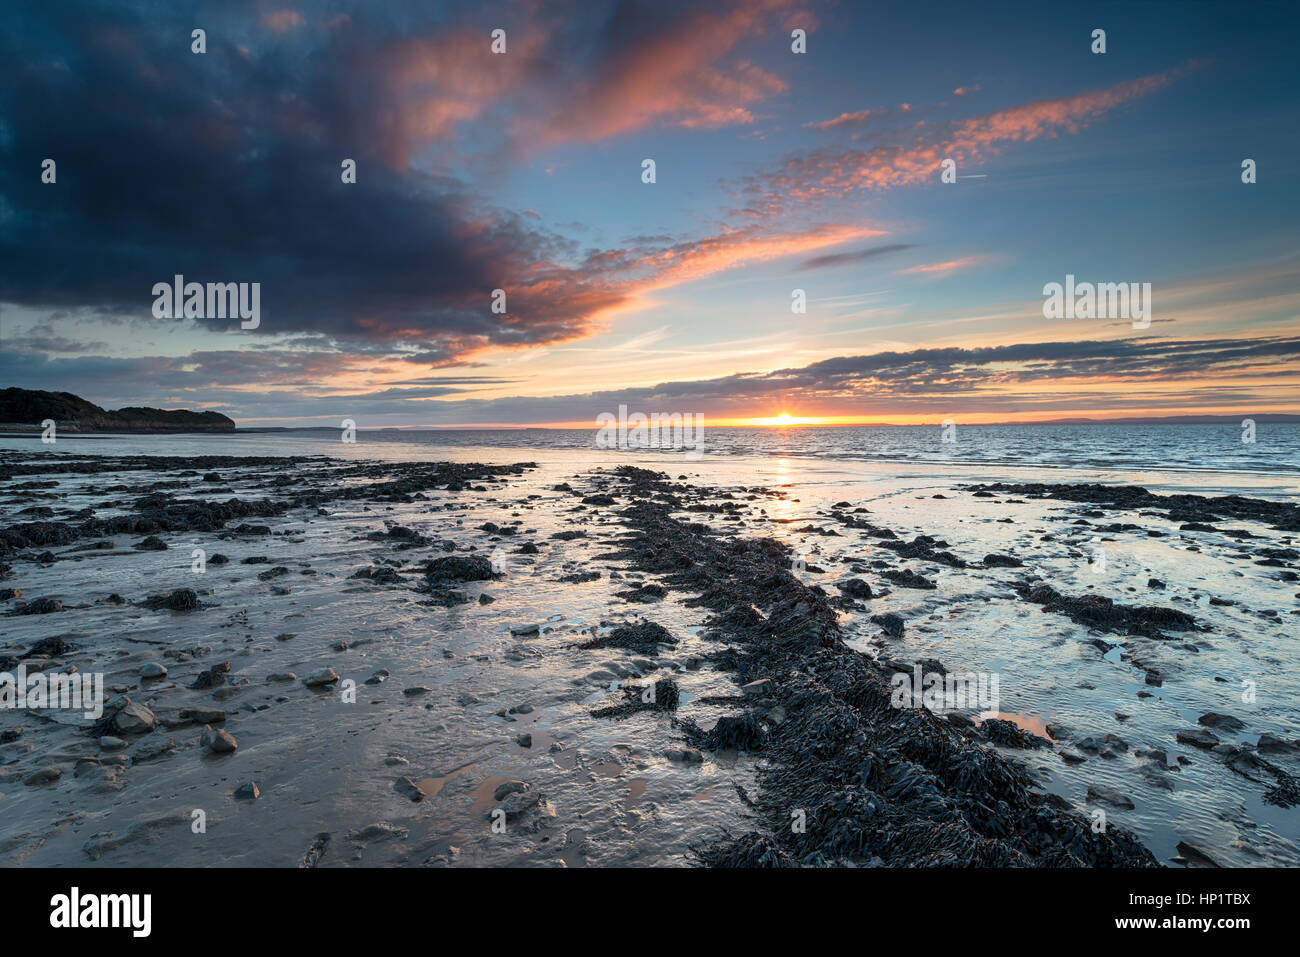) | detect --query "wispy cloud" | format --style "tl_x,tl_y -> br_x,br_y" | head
801,244 -> 916,271
744,66 -> 1201,212
7,334 -> 1295,424
901,255 -> 991,276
